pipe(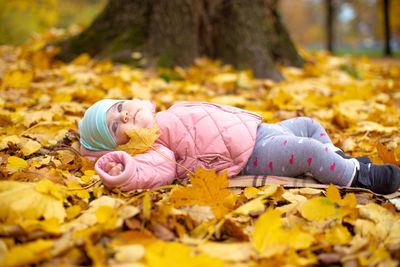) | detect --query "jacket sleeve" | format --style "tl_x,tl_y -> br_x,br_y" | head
95,144 -> 177,190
